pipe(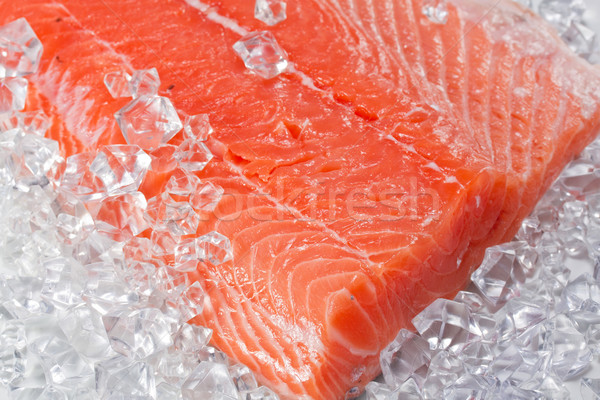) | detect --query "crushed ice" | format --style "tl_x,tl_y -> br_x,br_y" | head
254,0 -> 287,26
233,31 -> 289,79
0,17 -> 269,400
